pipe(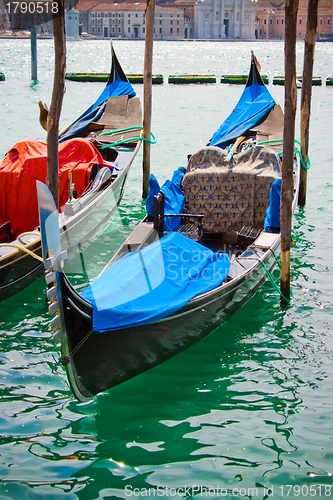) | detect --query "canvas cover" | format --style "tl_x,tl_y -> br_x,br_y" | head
209,56 -> 276,149
145,167 -> 186,231
81,232 -> 231,332
59,47 -> 136,143
0,138 -> 109,237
